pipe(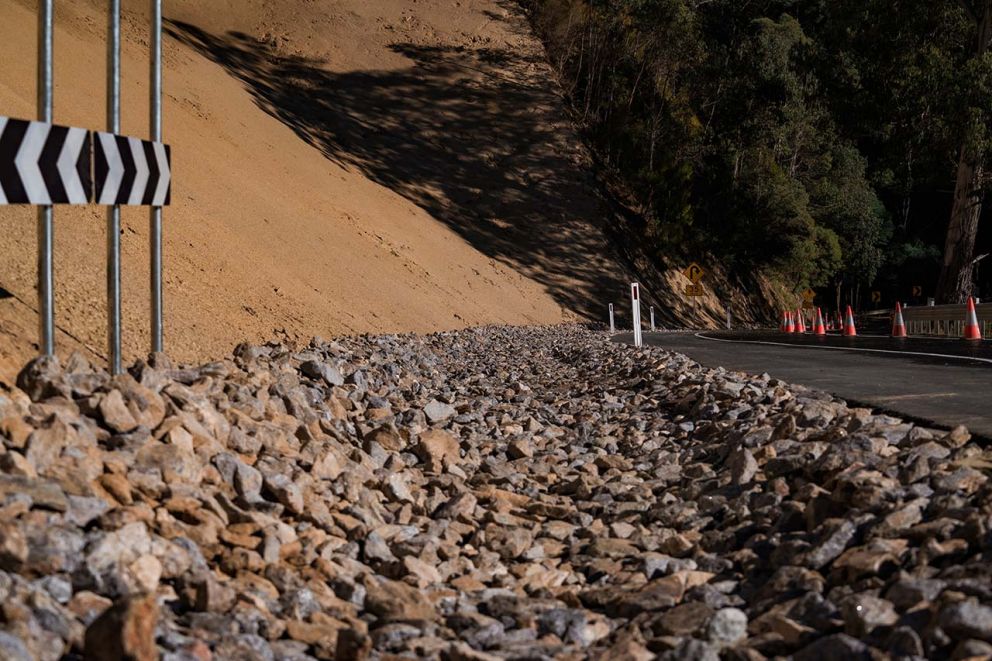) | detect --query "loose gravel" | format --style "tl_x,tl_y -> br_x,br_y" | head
0,324 -> 988,660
